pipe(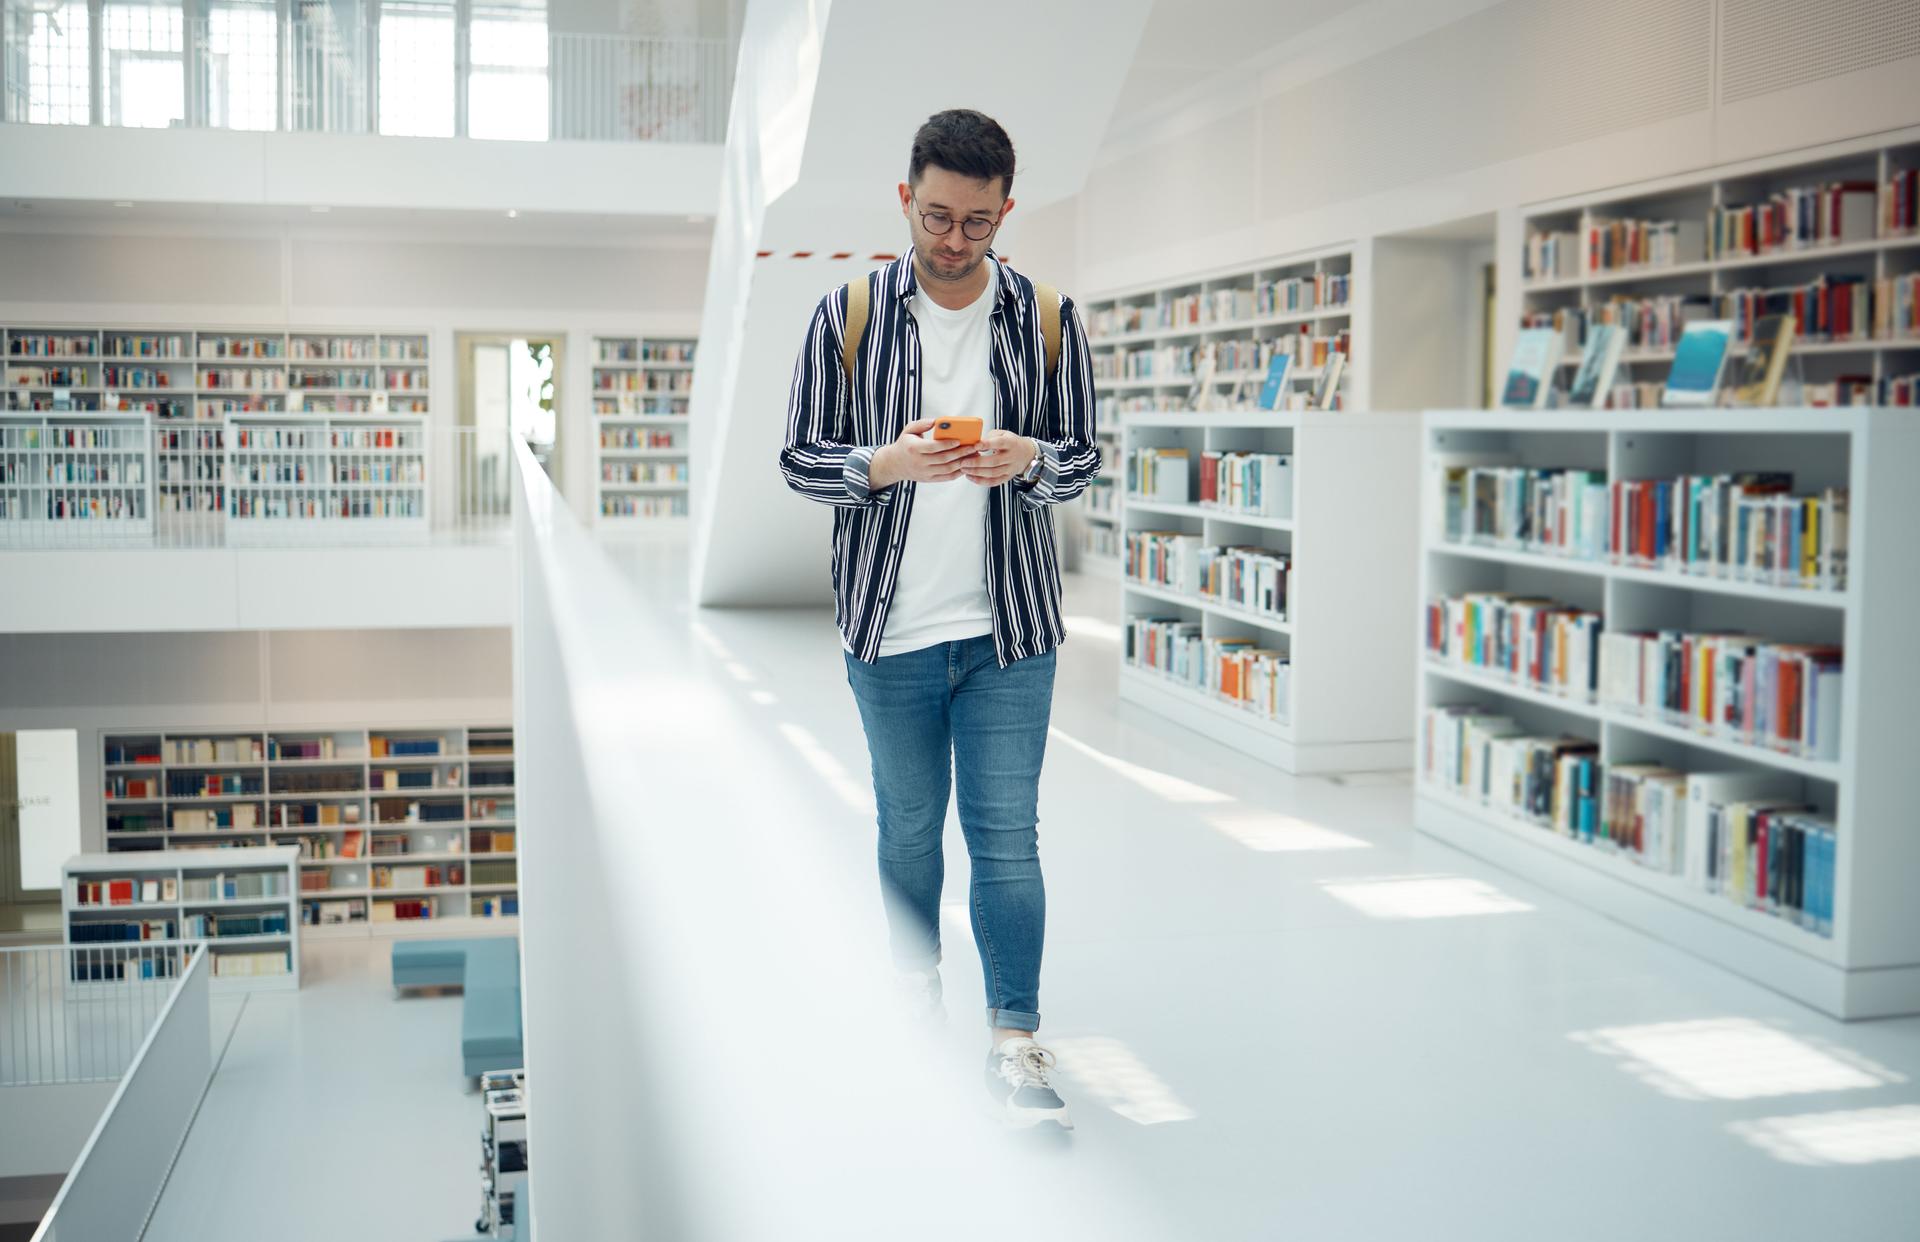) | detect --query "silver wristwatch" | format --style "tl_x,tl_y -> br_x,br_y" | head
1018,441 -> 1045,484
